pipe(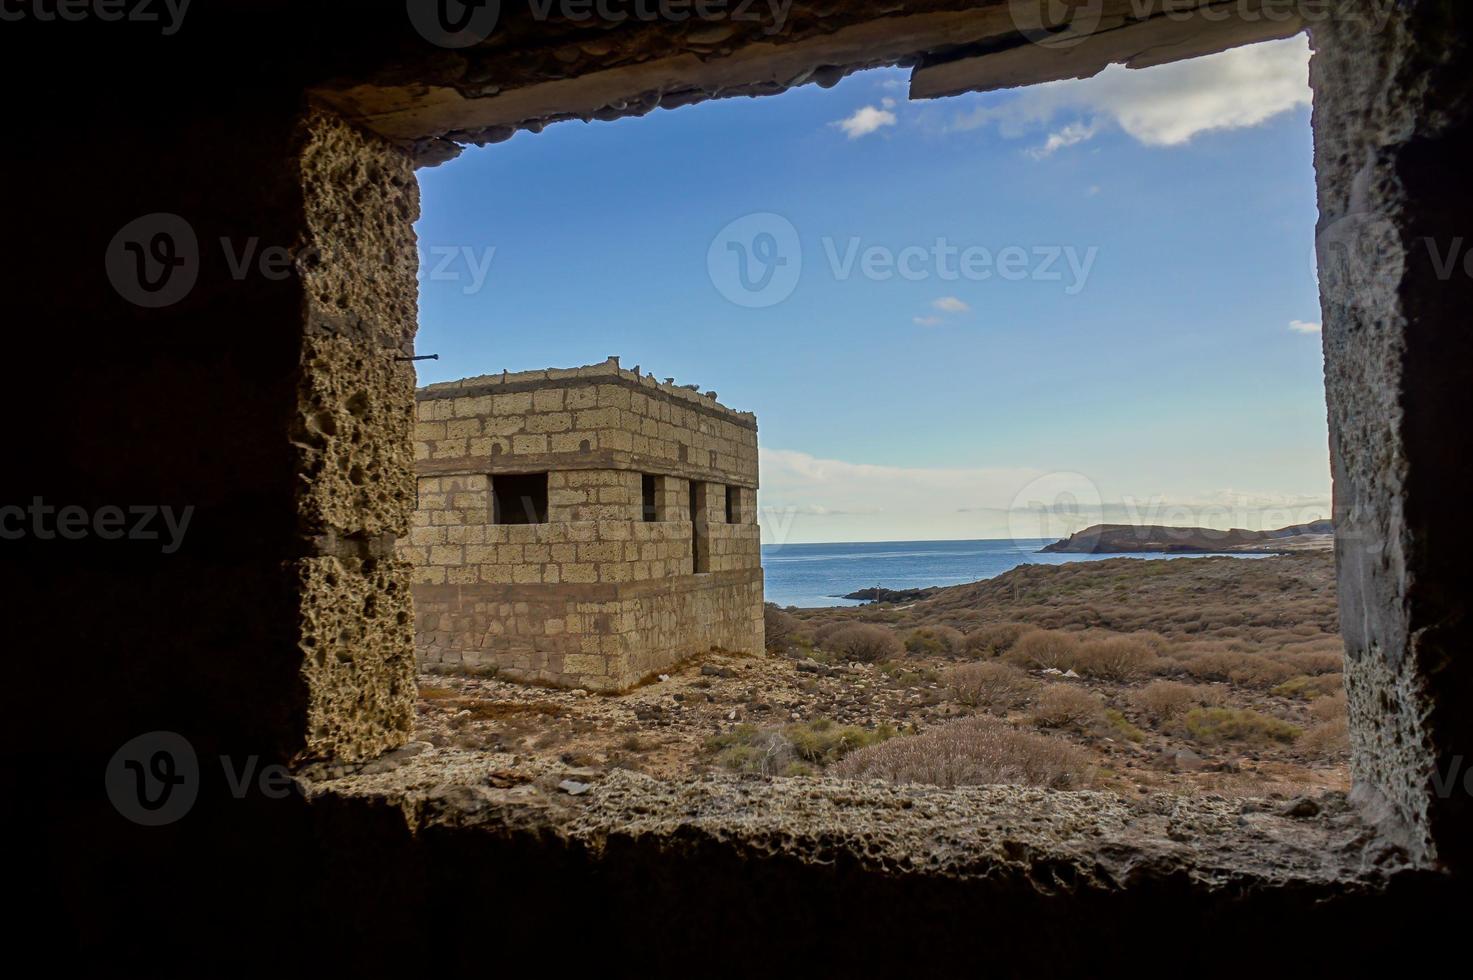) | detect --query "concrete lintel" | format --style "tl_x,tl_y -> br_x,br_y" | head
910,0 -> 1306,100
314,6 -> 1026,149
